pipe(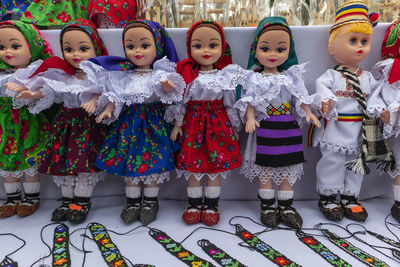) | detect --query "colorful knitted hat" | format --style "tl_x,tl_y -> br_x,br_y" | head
330,0 -> 379,33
